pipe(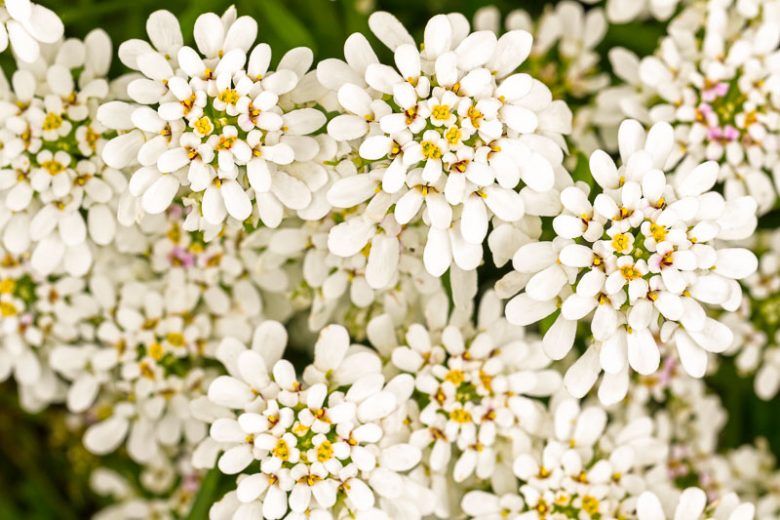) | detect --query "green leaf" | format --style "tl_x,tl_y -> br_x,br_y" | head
256,0 -> 316,52
185,467 -> 222,520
